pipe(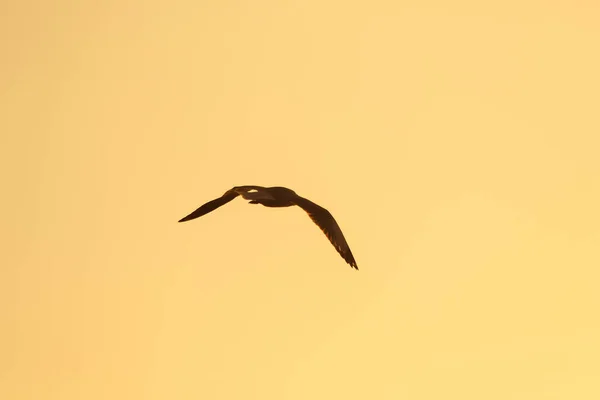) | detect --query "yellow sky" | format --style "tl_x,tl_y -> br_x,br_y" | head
2,1 -> 599,399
